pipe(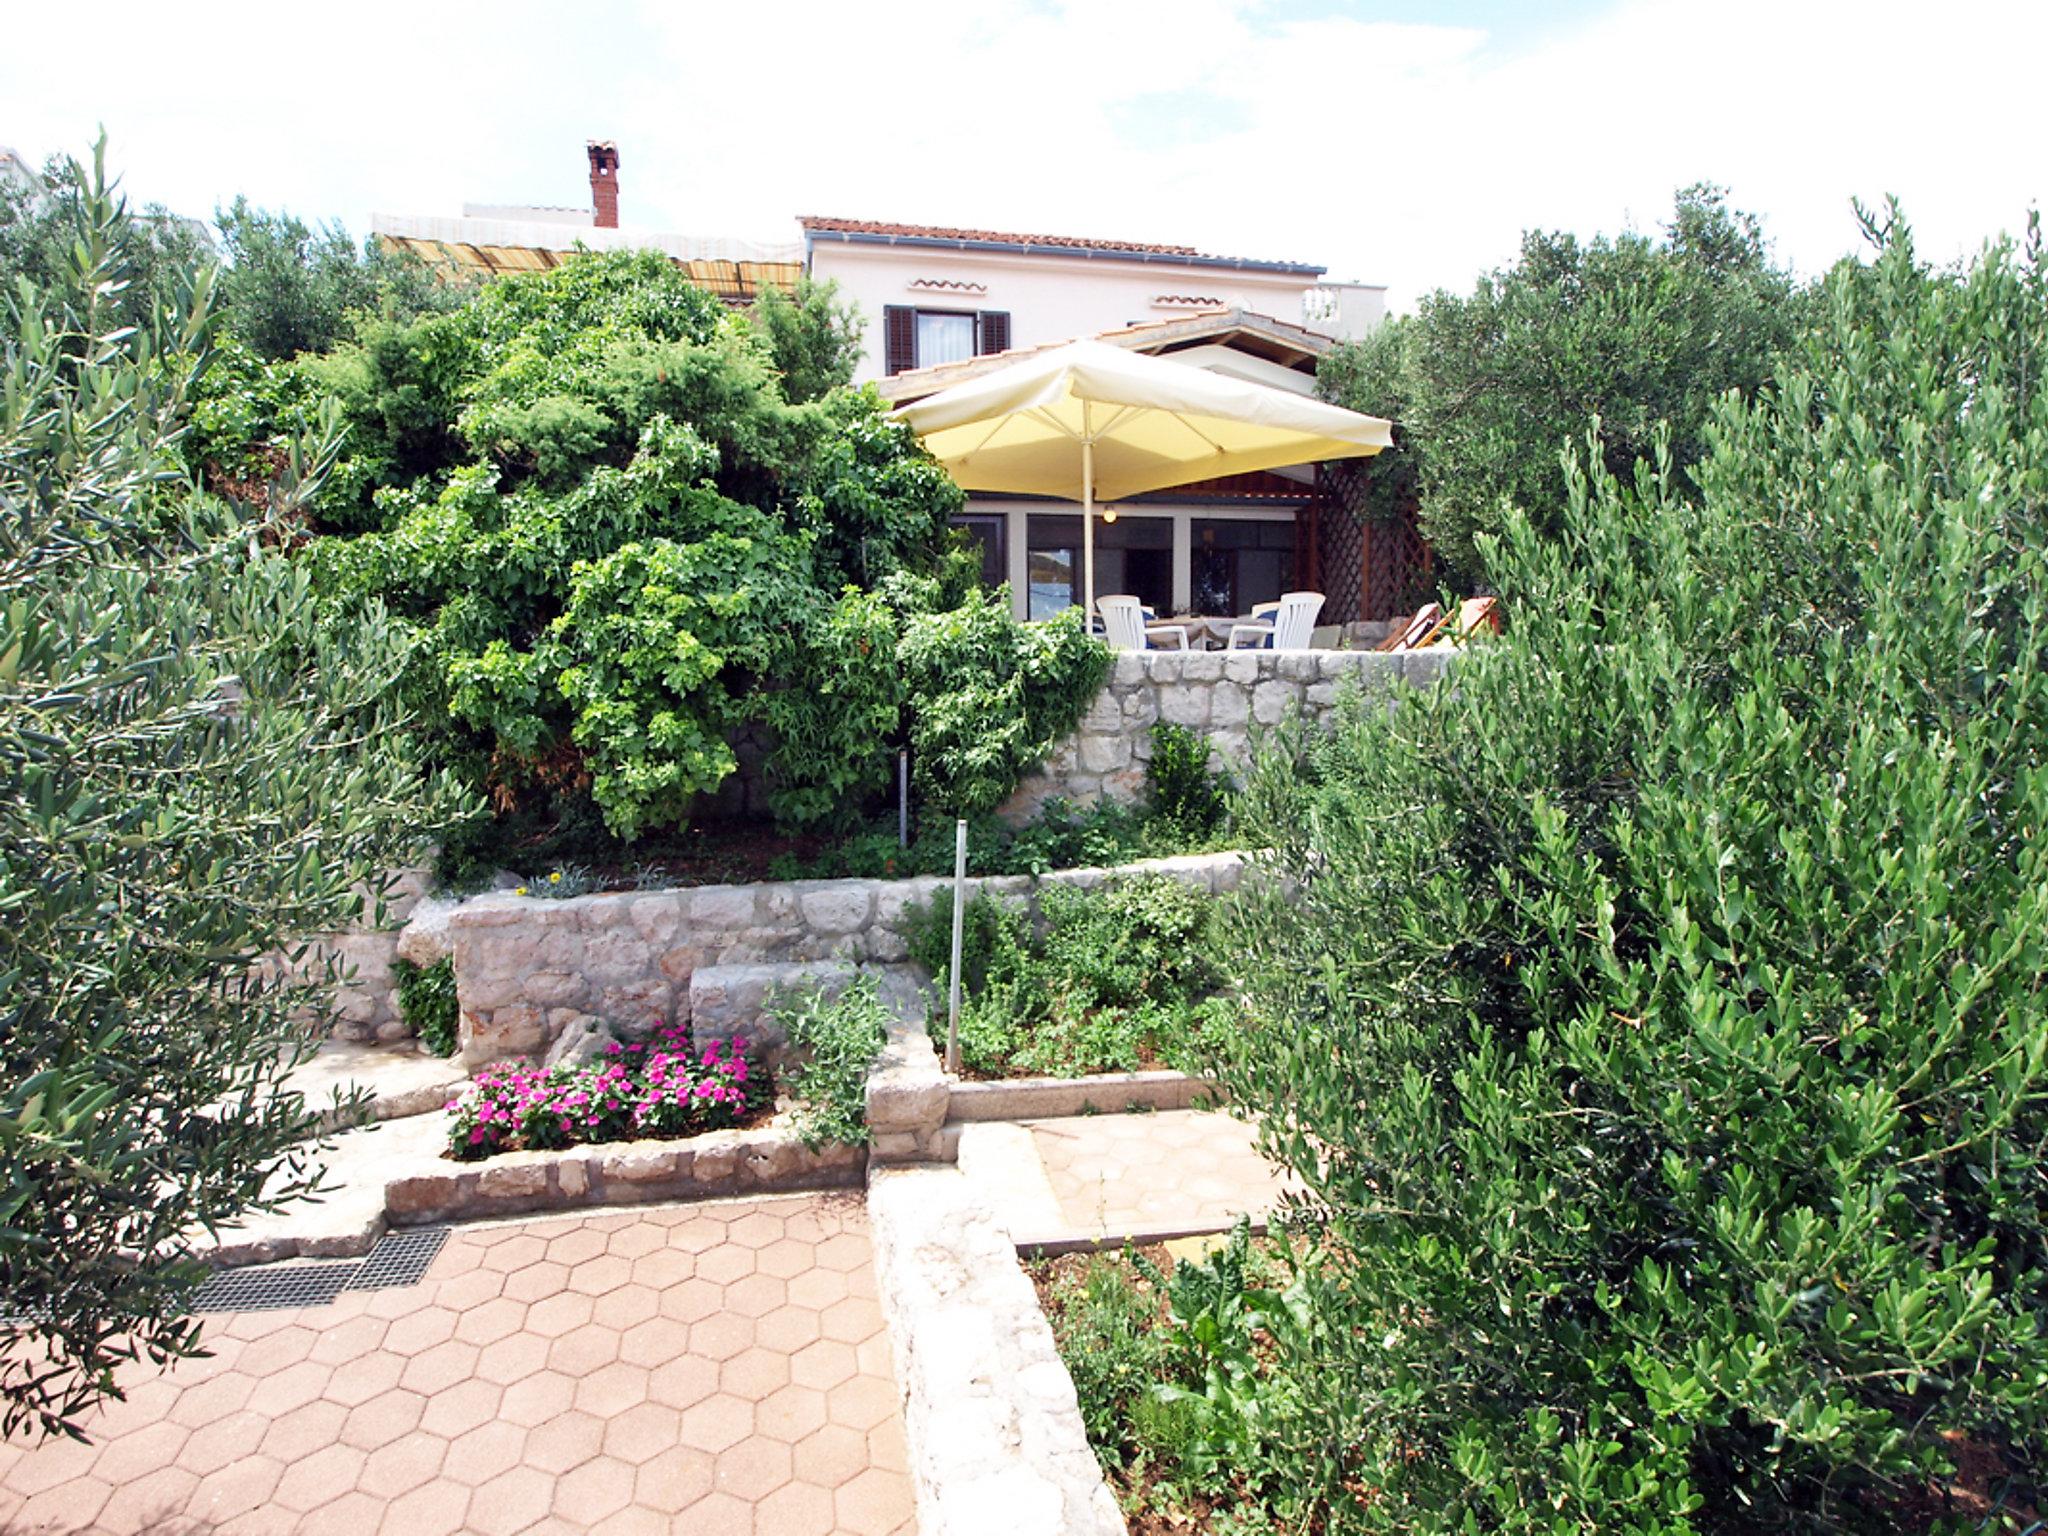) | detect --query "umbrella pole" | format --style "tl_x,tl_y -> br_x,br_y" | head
1081,437 -> 1095,630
